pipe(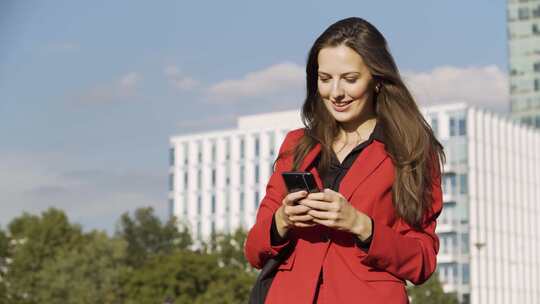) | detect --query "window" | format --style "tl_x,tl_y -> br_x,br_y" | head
225,191 -> 230,213
197,169 -> 202,188
430,116 -> 439,137
197,195 -> 202,214
240,165 -> 245,185
183,142 -> 189,165
197,141 -> 202,162
534,62 -> 540,72
225,138 -> 231,160
534,24 -> 540,34
240,137 -> 245,159
255,163 -> 259,184
183,194 -> 188,215
451,264 -> 457,284
226,163 -> 230,185
462,263 -> 470,284
168,173 -> 174,191
212,168 -> 216,187
459,173 -> 468,194
211,141 -> 216,162
184,171 -> 188,190
461,233 -> 469,254
254,191 -> 260,210
441,233 -> 457,255
458,118 -> 466,136
443,173 -> 457,194
254,135 -> 260,156
535,79 -> 540,91
197,221 -> 201,239
169,198 -> 174,217
211,194 -> 216,214
533,4 -> 540,17
441,202 -> 454,225
269,132 -> 275,156
440,264 -> 447,283
518,7 -> 530,20
169,147 -> 175,166
450,116 -> 466,137
449,118 -> 456,136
